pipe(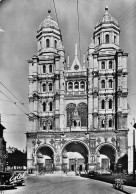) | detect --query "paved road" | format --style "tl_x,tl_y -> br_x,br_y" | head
2,174 -> 124,194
